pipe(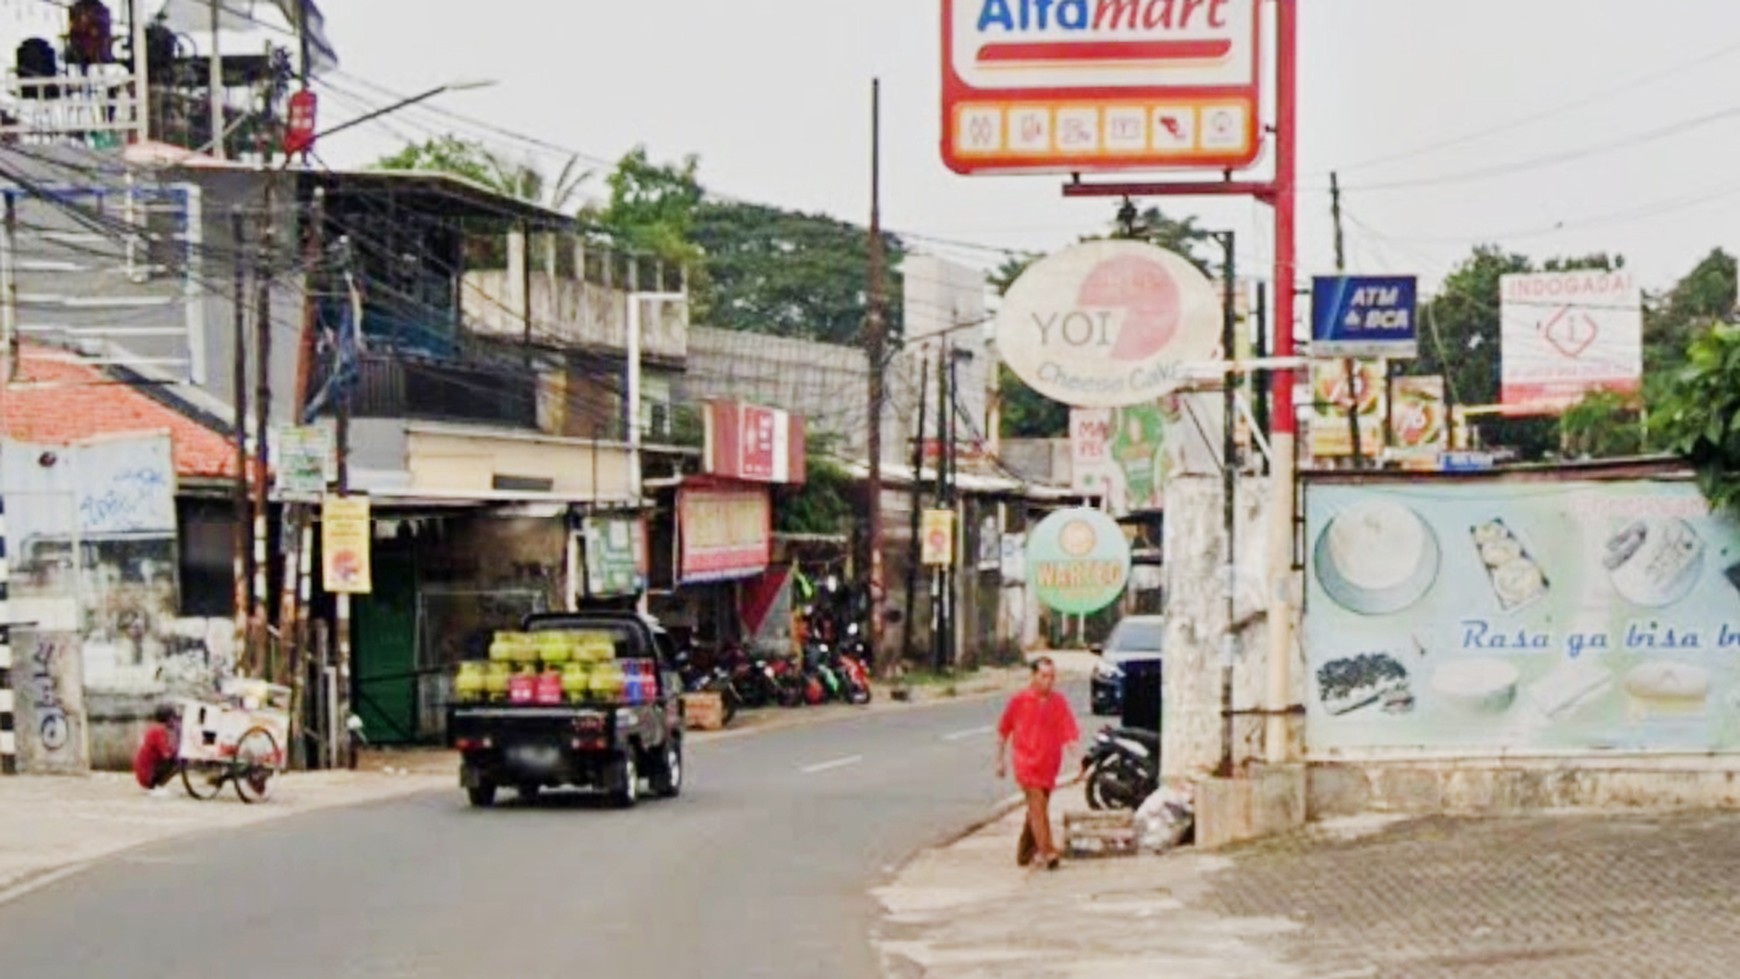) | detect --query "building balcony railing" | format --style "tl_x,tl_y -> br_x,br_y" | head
311,352 -> 539,430
1,68 -> 141,144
